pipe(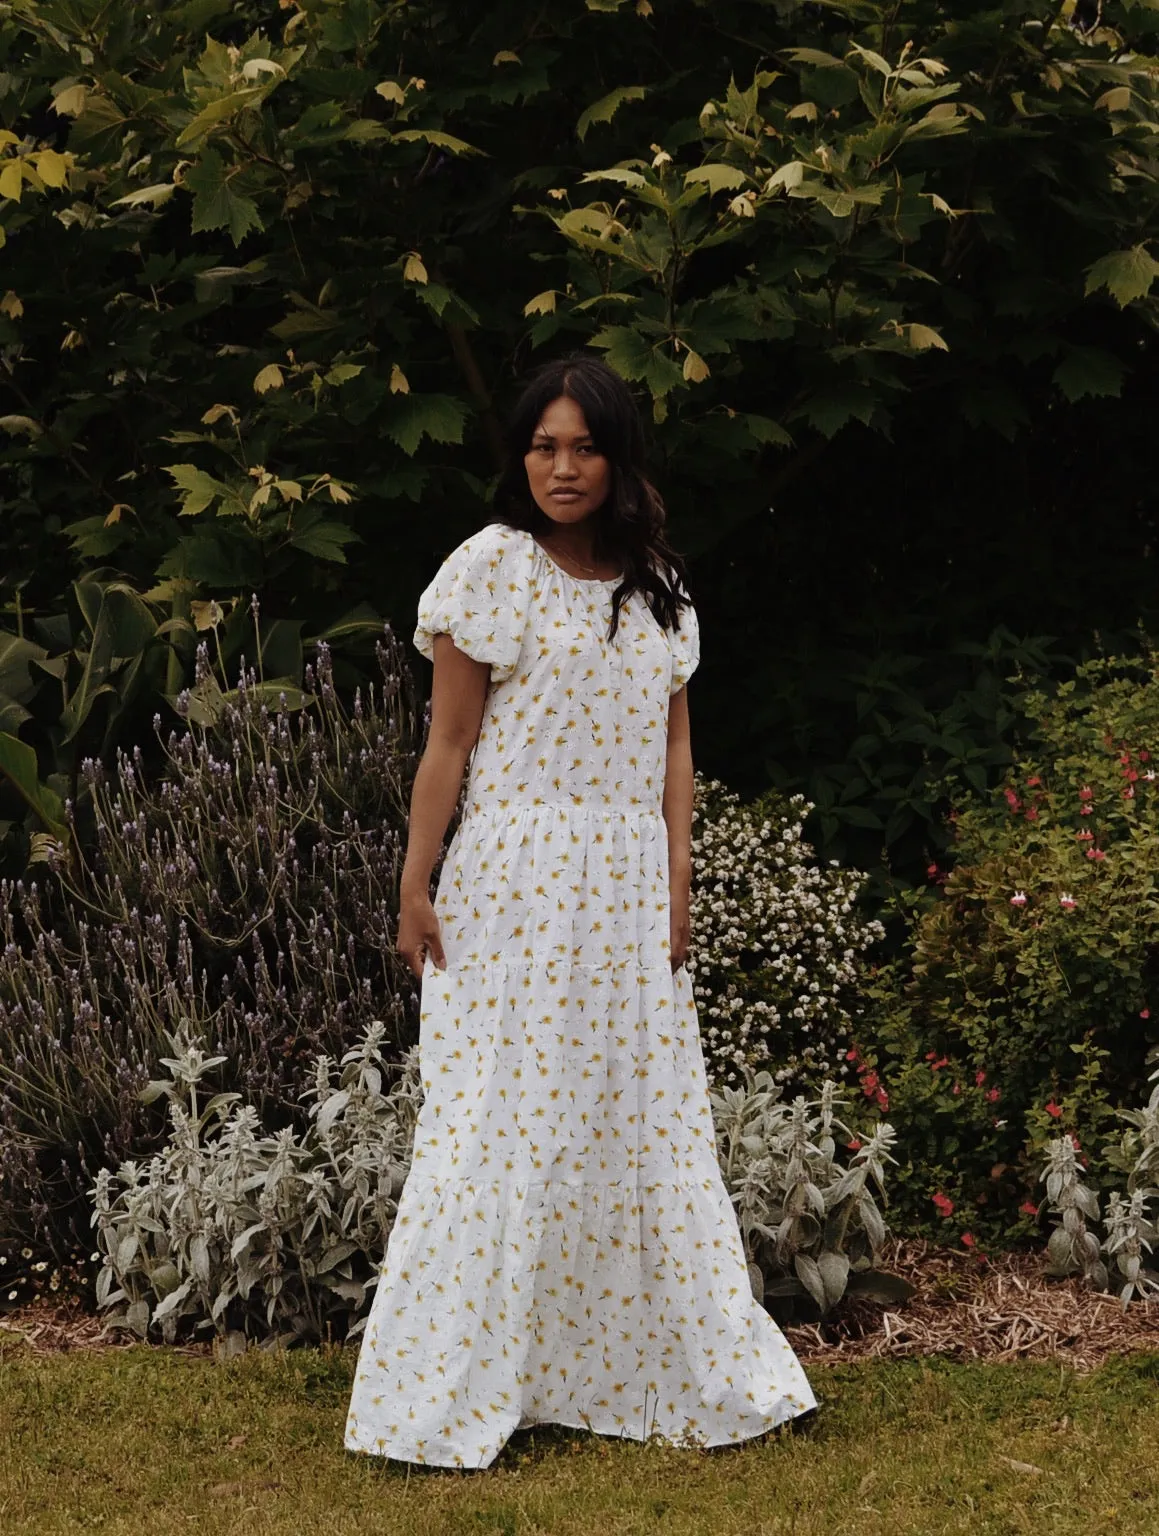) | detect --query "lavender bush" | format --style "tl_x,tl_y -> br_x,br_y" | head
0,631 -> 421,1257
